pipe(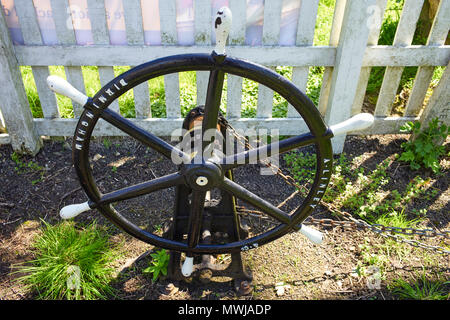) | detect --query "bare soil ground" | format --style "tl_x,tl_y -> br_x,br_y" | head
0,134 -> 448,300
